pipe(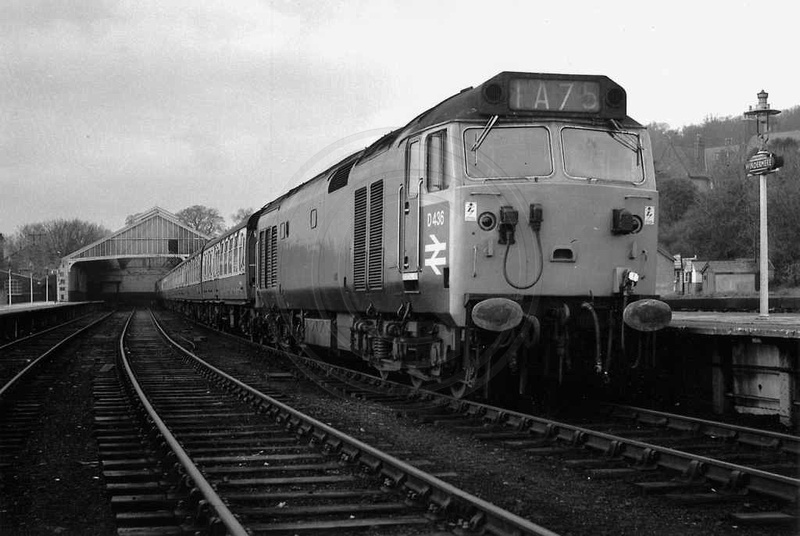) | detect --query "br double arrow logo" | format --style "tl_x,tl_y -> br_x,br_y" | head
424,234 -> 447,275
